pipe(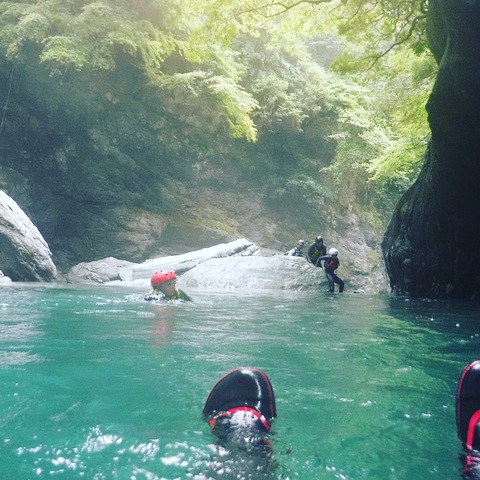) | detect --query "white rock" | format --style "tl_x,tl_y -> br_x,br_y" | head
0,191 -> 56,281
